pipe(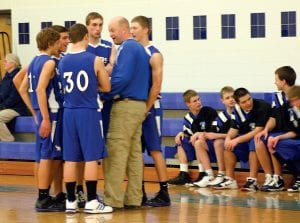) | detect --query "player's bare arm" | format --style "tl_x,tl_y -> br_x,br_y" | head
36,60 -> 55,138
95,56 -> 111,92
146,52 -> 163,112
